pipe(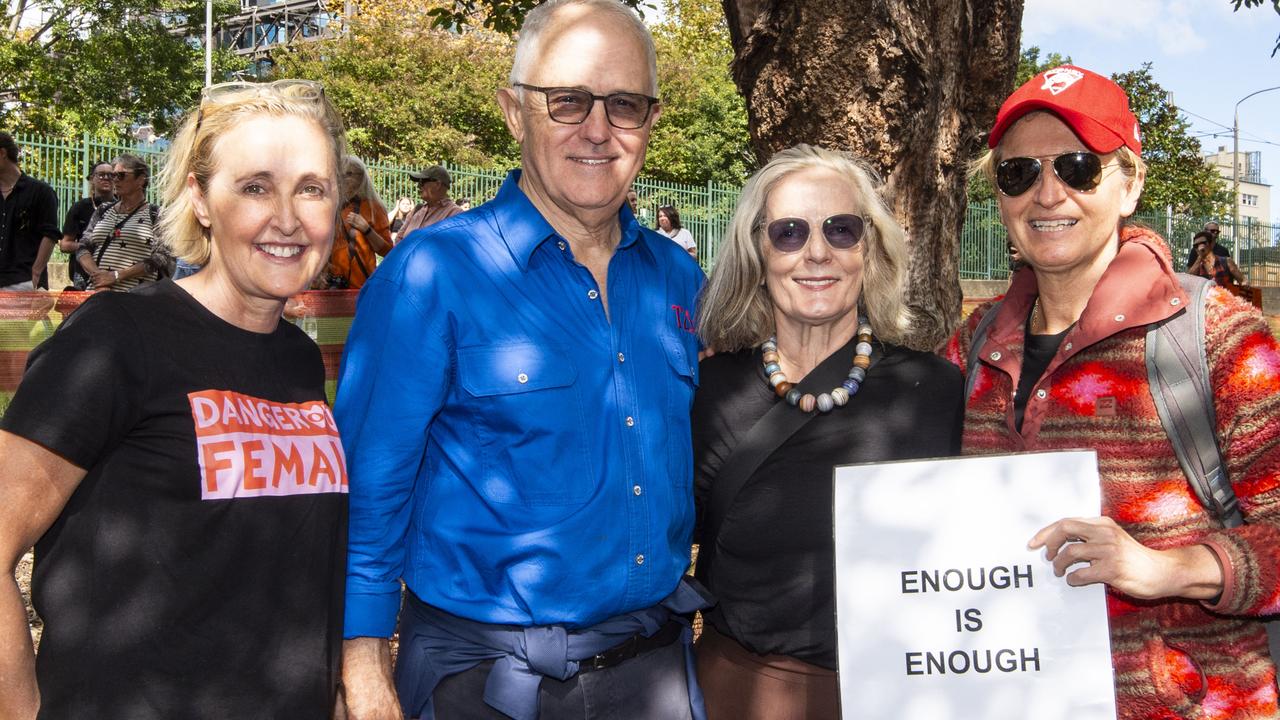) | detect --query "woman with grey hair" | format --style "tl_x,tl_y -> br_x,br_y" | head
692,144 -> 963,719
